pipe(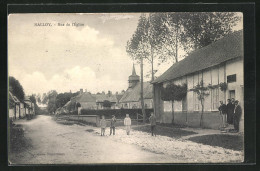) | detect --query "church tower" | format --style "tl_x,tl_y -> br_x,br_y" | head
128,64 -> 140,88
